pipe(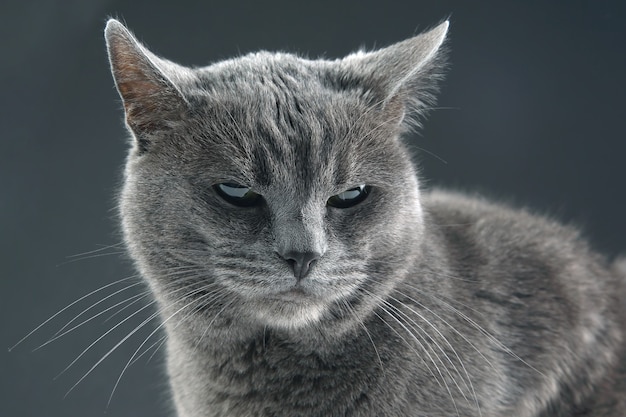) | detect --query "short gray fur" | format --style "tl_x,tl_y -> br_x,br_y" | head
104,18 -> 626,417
